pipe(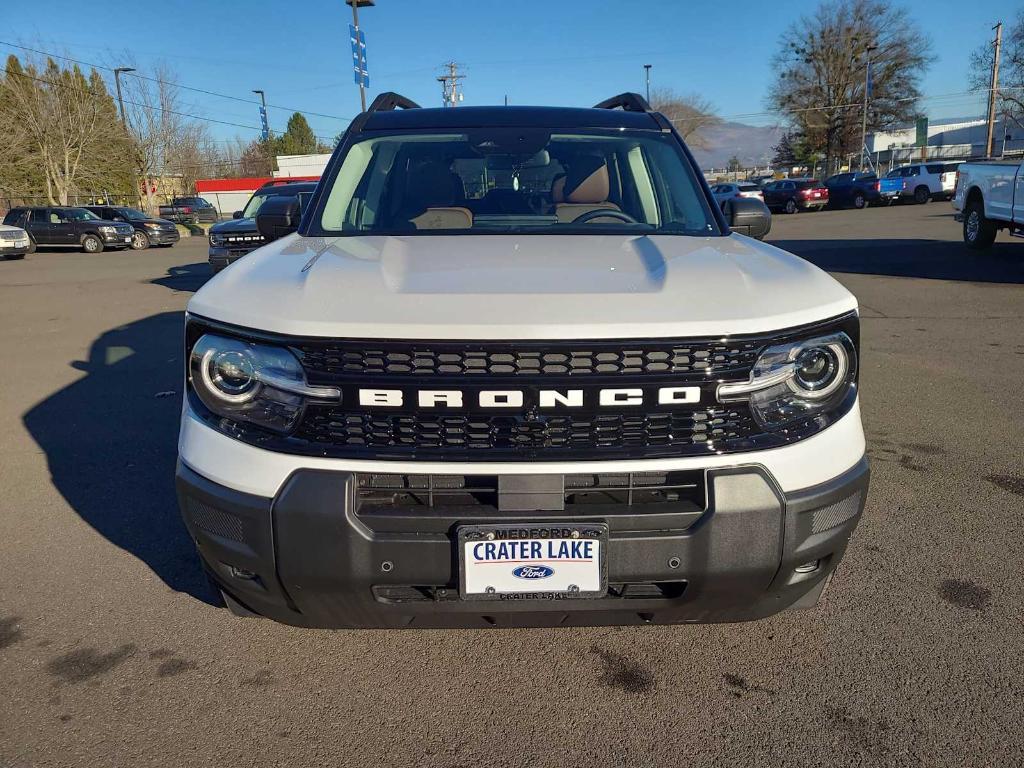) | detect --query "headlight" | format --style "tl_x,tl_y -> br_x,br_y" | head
718,331 -> 856,428
98,225 -> 116,233
209,233 -> 224,246
144,222 -> 161,230
189,333 -> 339,434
